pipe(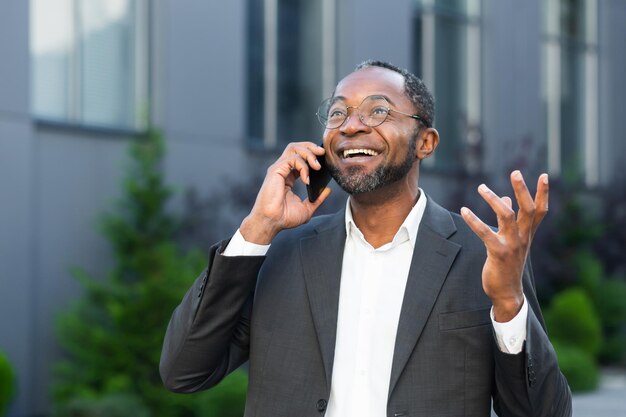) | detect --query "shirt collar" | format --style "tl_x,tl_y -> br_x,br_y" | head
344,188 -> 427,249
